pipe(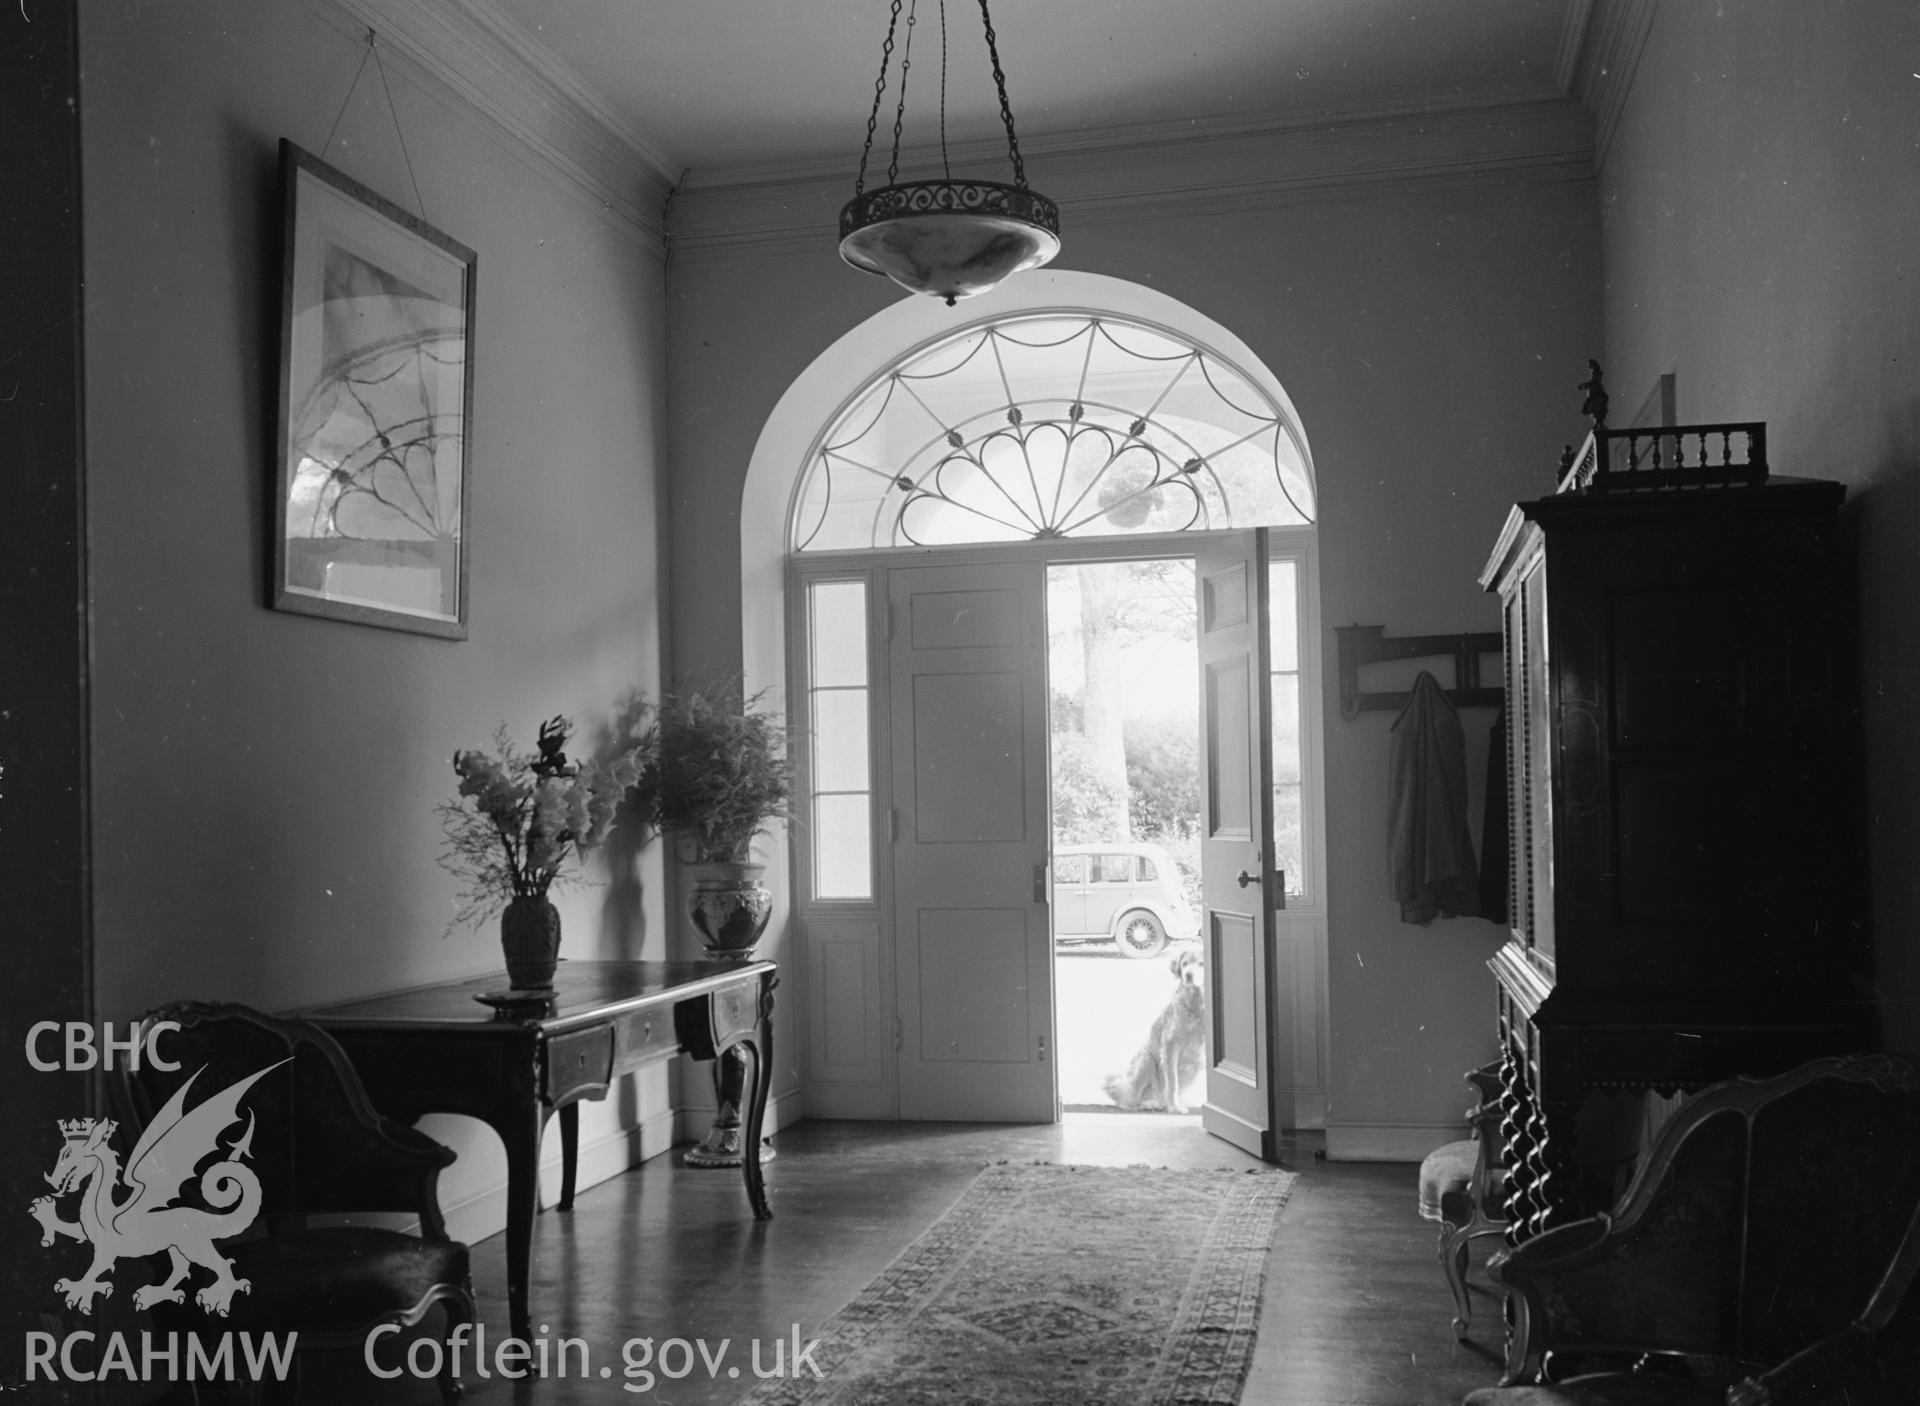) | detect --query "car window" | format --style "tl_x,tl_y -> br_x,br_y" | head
1136,855 -> 1159,881
1093,854 -> 1132,883
1055,854 -> 1086,884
